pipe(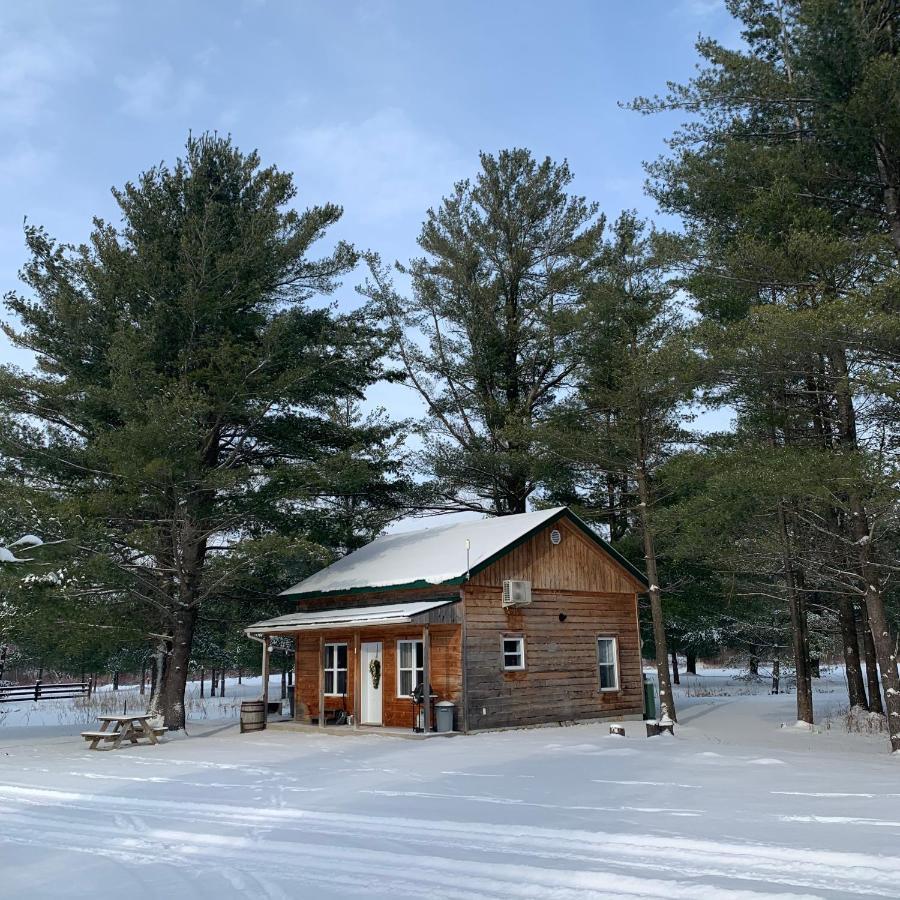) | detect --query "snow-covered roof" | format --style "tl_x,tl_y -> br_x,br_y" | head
245,598 -> 459,634
281,507 -> 565,597
279,506 -> 646,598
